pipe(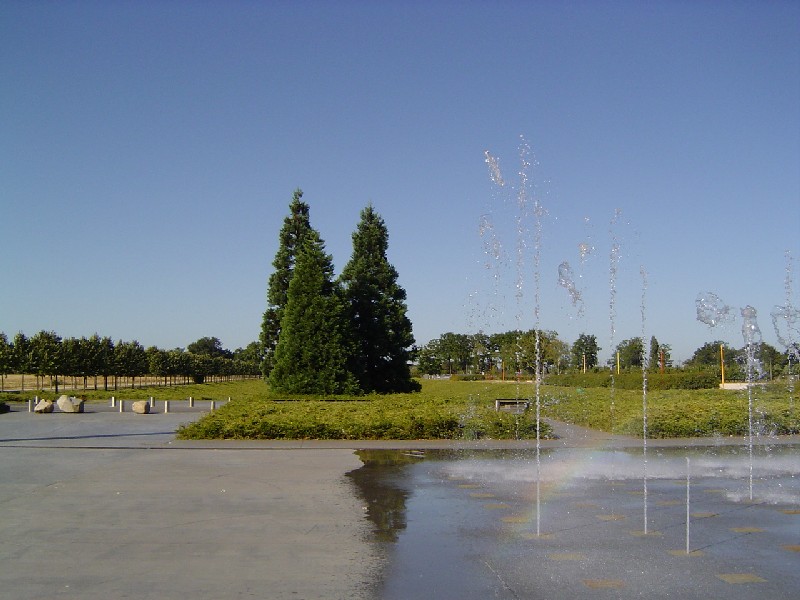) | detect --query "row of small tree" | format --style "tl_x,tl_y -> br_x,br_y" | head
416,330 -> 608,377
417,328 -> 795,380
259,190 -> 417,395
0,331 -> 261,392
417,330 -> 571,377
685,339 -> 797,379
